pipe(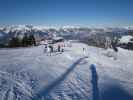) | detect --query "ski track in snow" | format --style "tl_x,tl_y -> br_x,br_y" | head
0,42 -> 133,100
